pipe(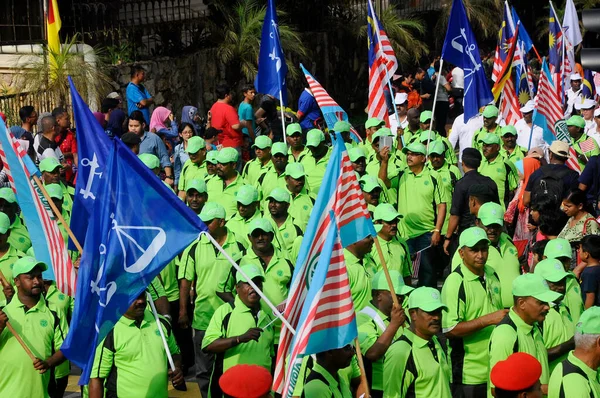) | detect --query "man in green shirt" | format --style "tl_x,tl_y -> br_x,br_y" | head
177,136 -> 208,200
349,146 -> 368,177
360,174 -> 386,214
384,286 -> 452,398
39,157 -> 73,215
499,125 -> 527,163
367,127 -> 403,192
284,163 -> 315,230
203,264 -> 275,396
345,235 -> 377,311
567,115 -> 600,170
548,306 -> 600,398
305,128 -> 332,191
242,135 -> 273,185
370,203 -> 412,284
0,257 -> 68,398
441,227 -> 506,396
265,188 -> 303,259
0,211 -> 25,304
472,105 -> 502,152
363,117 -> 386,157
207,147 -> 247,219
286,123 -> 314,170
414,112 -> 456,165
258,142 -> 288,212
301,345 -> 355,398
488,273 -> 561,396
0,187 -> 31,253
427,140 -> 460,238
206,151 -> 219,179
184,179 -> 208,215
358,270 -> 412,396
478,133 -> 519,208
225,184 -> 261,247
